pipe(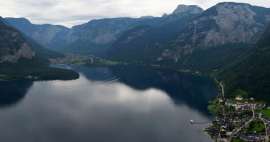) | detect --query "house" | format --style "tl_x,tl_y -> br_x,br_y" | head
235,96 -> 243,101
